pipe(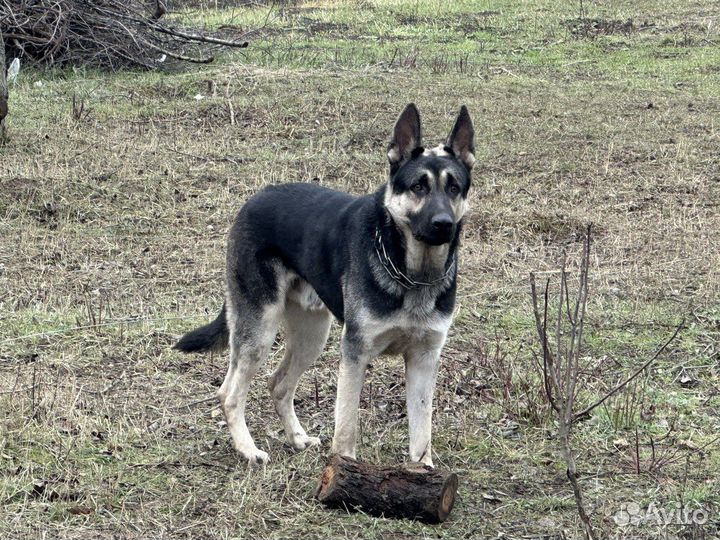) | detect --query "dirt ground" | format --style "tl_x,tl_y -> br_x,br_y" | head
1,1 -> 718,538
